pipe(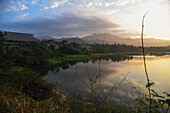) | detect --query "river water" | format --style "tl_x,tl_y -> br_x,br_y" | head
43,55 -> 170,106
